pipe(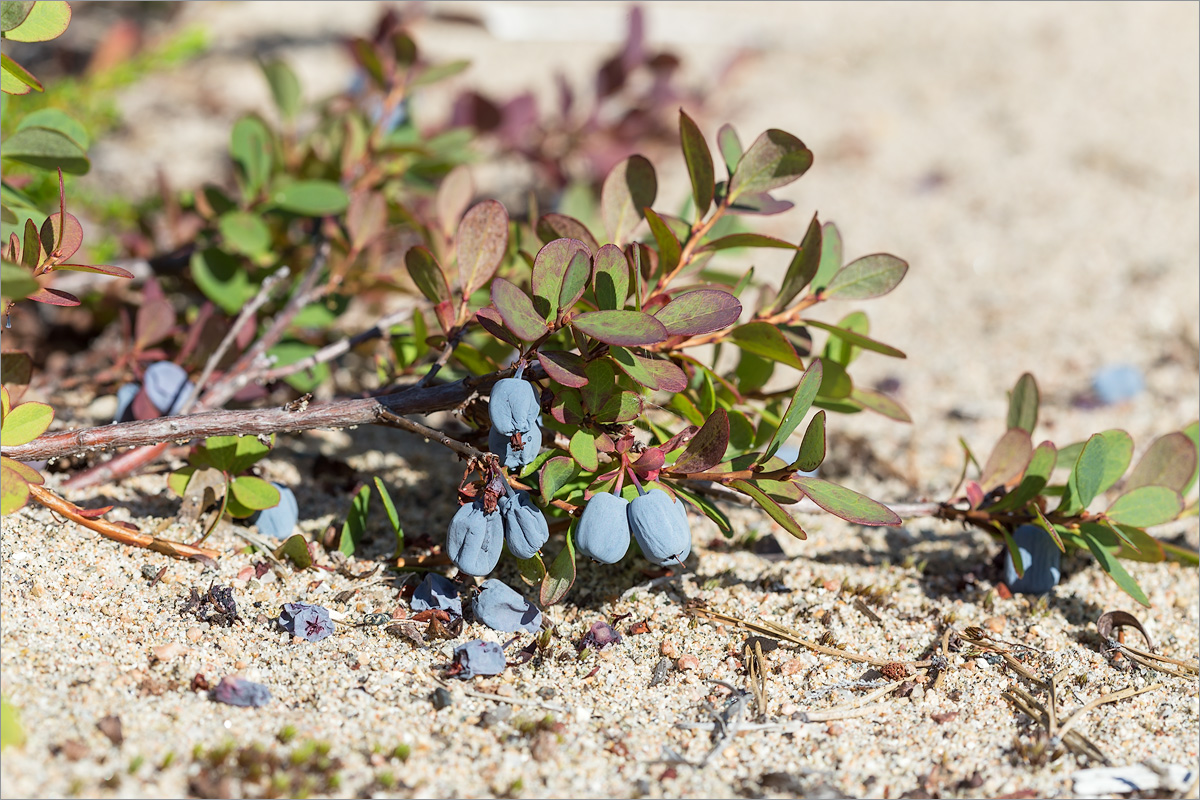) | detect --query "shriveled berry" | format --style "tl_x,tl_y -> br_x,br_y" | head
411,573 -> 463,617
498,488 -> 549,560
446,499 -> 503,576
472,579 -> 542,633
575,492 -> 631,564
143,361 -> 194,416
211,676 -> 271,707
488,377 -> 540,436
247,483 -> 298,538
488,423 -> 542,469
578,620 -> 621,651
278,602 -> 334,642
628,489 -> 691,566
113,382 -> 140,423
1003,524 -> 1062,594
452,639 -> 506,679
